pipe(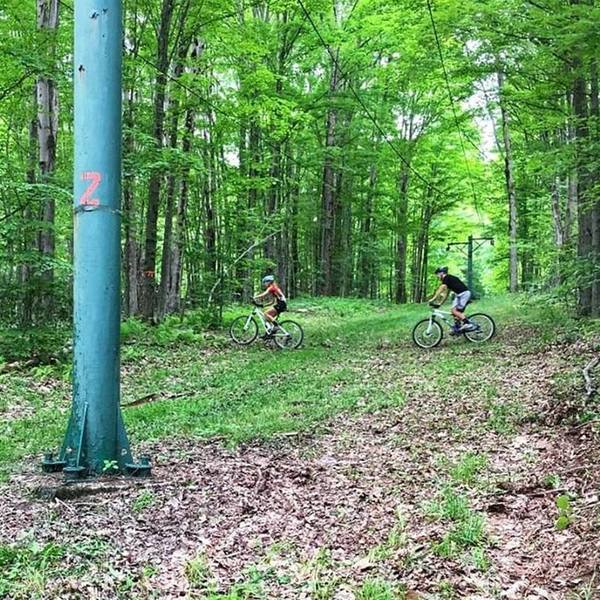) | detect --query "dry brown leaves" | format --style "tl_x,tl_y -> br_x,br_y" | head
0,327 -> 599,599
